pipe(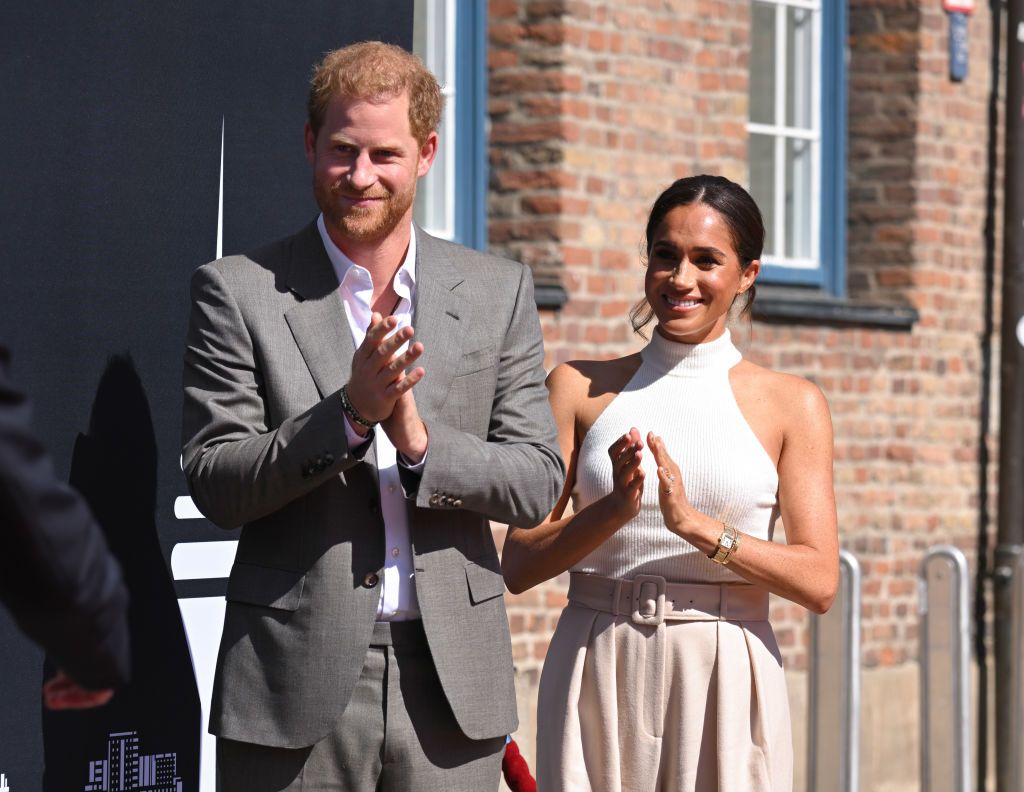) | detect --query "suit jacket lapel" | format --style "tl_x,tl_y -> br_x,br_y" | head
412,228 -> 464,421
283,222 -> 354,399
